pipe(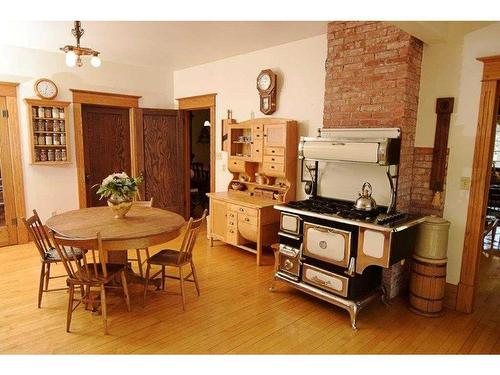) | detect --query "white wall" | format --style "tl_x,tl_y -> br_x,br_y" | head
173,34 -> 327,194
0,45 -> 173,222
